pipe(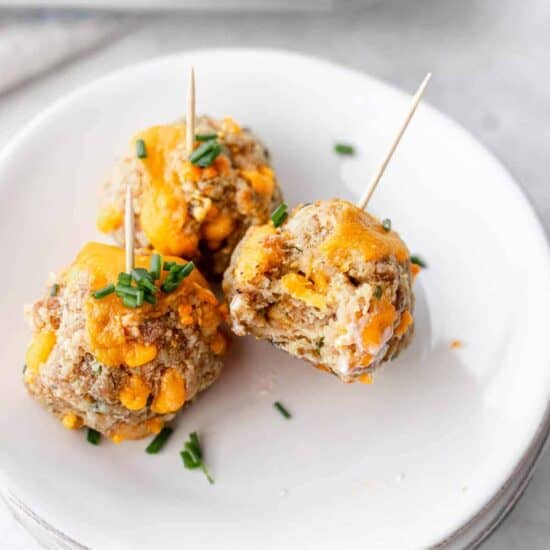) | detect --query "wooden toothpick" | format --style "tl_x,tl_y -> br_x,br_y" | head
186,66 -> 196,158
125,185 -> 135,273
357,73 -> 431,211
